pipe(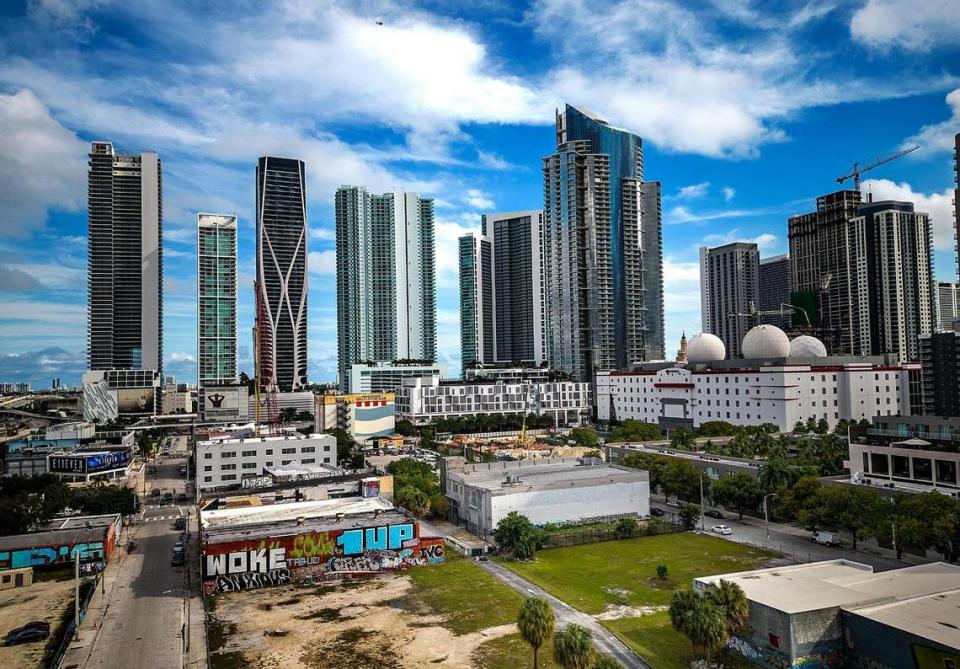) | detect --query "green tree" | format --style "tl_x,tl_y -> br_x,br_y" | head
902,492 -> 960,563
814,434 -> 846,476
395,486 -> 431,517
614,517 -> 638,539
815,418 -> 829,434
621,453 -> 667,493
801,485 -> 879,550
429,493 -> 450,520
518,597 -> 555,669
679,503 -> 700,530
608,419 -> 661,443
663,459 -> 705,503
757,454 -> 797,493
773,475 -> 821,522
553,624 -> 594,669
711,474 -> 762,520
669,589 -> 728,666
695,421 -> 738,437
592,656 -> 623,669
493,512 -> 543,560
669,428 -> 694,450
706,580 -> 749,639
569,427 -> 598,449
329,428 -> 364,469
